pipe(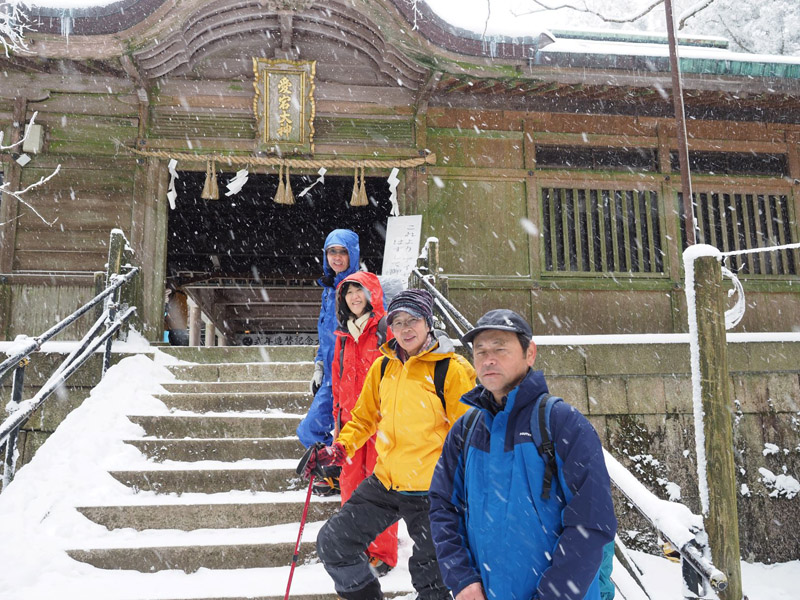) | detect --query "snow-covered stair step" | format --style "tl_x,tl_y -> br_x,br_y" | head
110,459 -> 301,494
167,362 -> 315,383
158,345 -> 316,364
77,498 -> 338,531
161,380 -> 311,394
125,437 -> 301,462
127,414 -> 301,438
68,520 -> 326,572
153,391 -> 312,413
